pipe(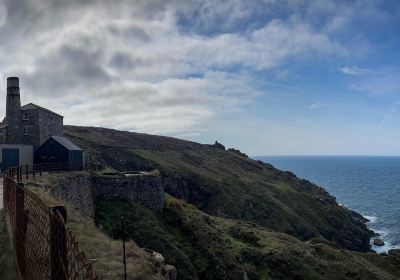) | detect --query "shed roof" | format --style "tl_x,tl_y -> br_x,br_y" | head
50,136 -> 82,151
21,103 -> 63,118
